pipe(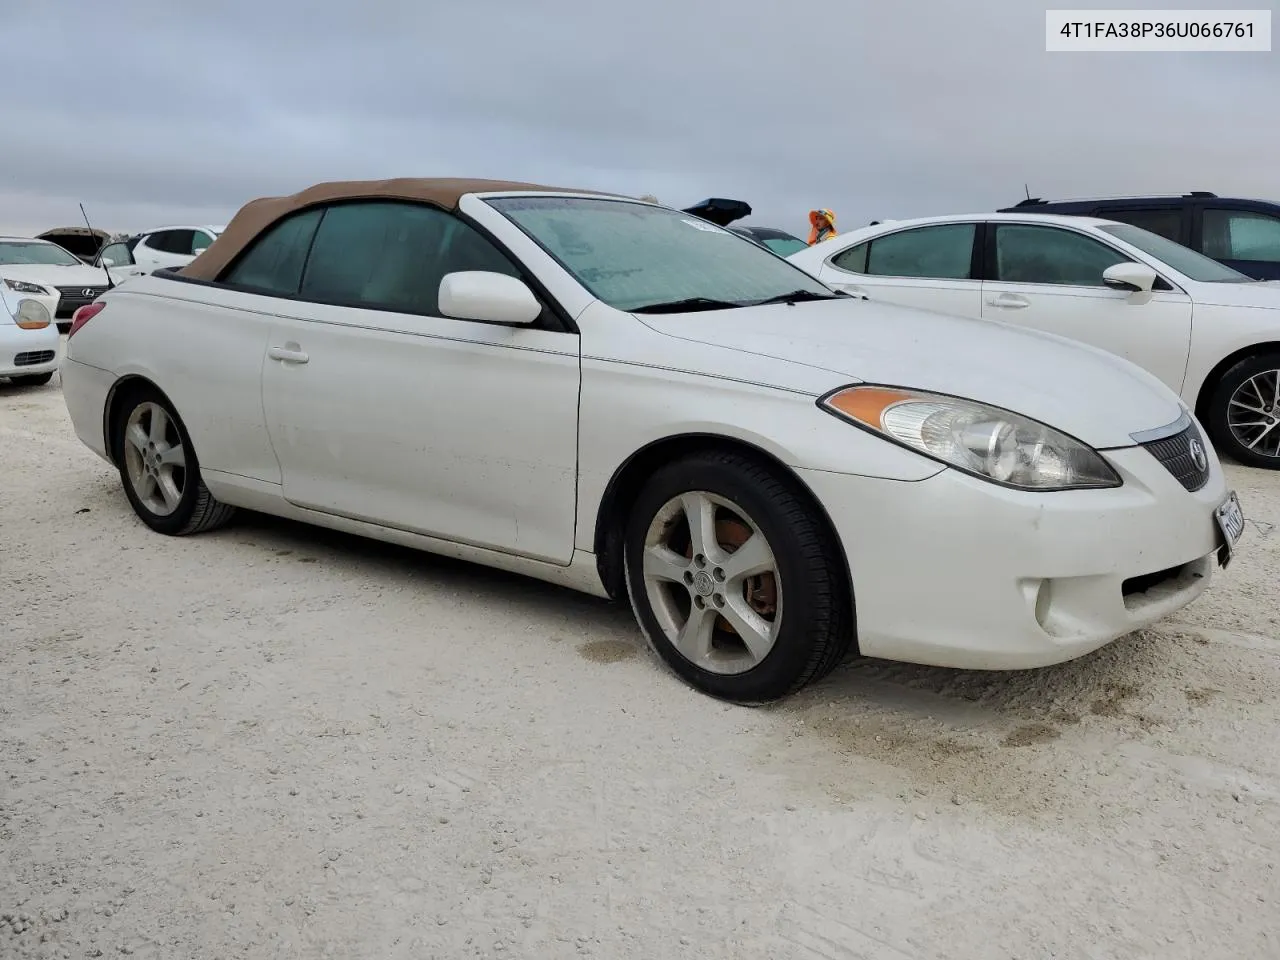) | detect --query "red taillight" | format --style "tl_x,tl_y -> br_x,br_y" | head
68,302 -> 105,338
